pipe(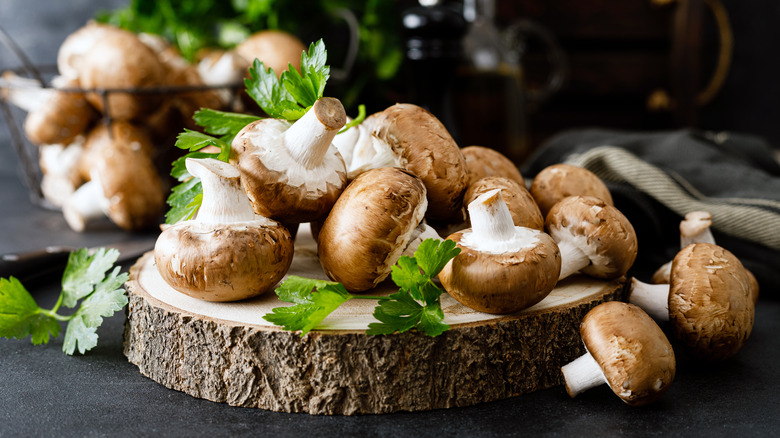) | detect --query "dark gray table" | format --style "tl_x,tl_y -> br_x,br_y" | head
2,2 -> 779,436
